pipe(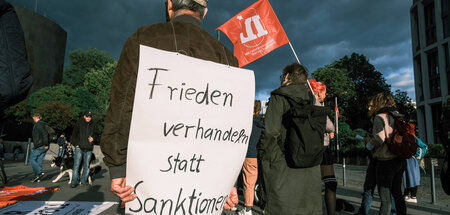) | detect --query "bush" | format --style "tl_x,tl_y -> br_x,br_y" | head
36,101 -> 75,131
425,143 -> 446,158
